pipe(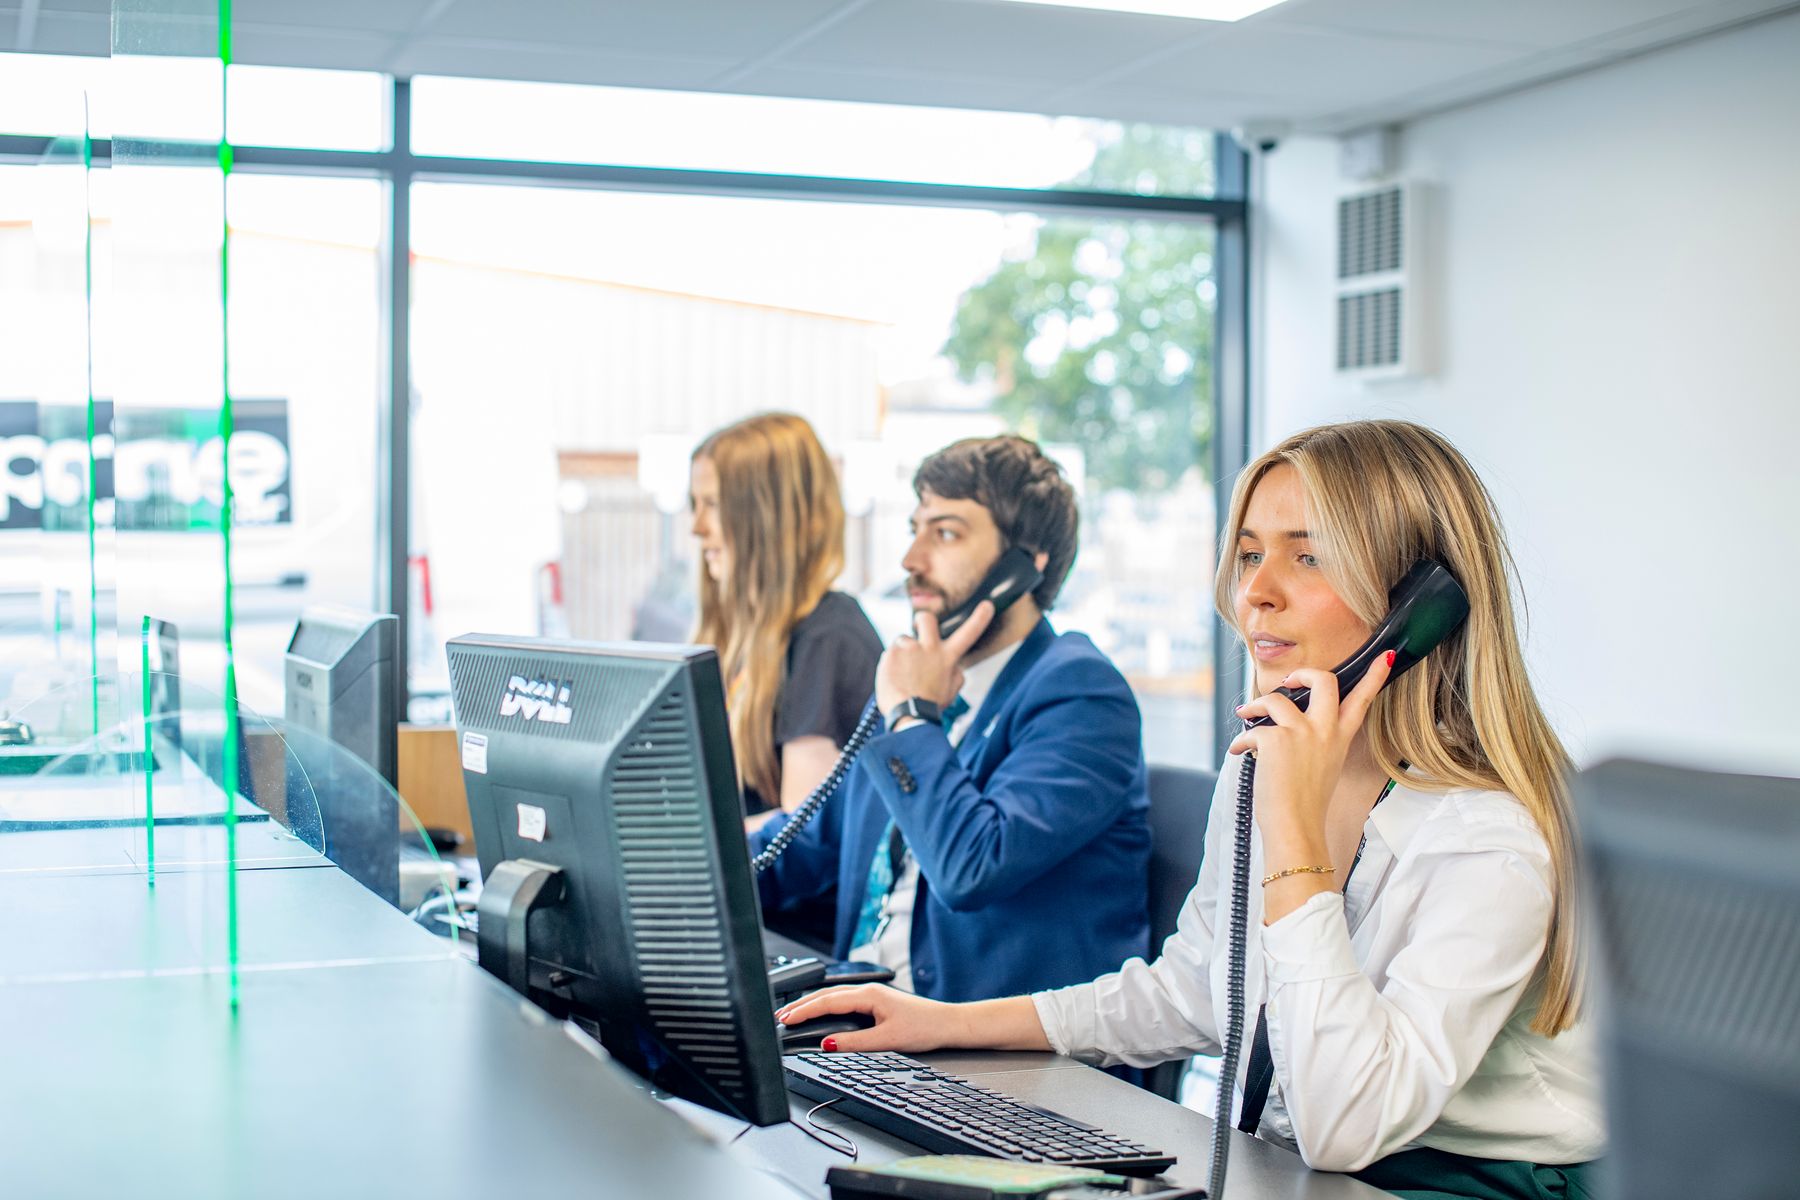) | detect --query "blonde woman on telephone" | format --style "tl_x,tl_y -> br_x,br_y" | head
777,420 -> 1603,1200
